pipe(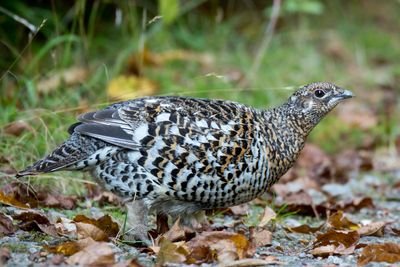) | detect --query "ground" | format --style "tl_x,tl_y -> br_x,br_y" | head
0,1 -> 400,266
